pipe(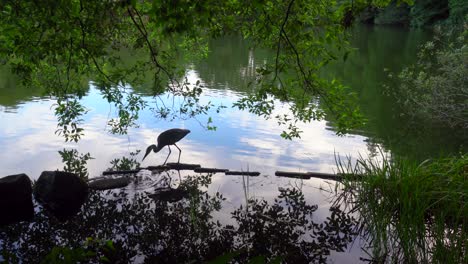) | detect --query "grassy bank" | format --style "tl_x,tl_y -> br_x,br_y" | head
336,154 -> 467,263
